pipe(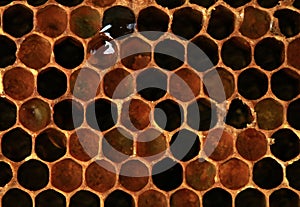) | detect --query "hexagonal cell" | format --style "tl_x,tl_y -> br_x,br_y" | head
86,99 -> 118,131
102,6 -> 135,38
238,68 -> 268,100
236,128 -> 267,161
0,162 -> 12,187
1,128 -> 31,162
92,0 -> 115,7
207,6 -> 235,40
0,98 -> 16,131
35,128 -> 66,162
186,160 -> 216,191
274,9 -> 300,38
86,160 -> 116,193
224,0 -> 250,7
55,0 -> 83,6
221,37 -> 251,70
36,5 -> 67,38
188,35 -> 219,72
70,190 -> 100,207
287,98 -> 300,130
53,99 -> 84,130
35,190 -> 66,207
253,157 -> 283,189
54,37 -> 84,69
137,6 -> 169,40
70,6 -> 100,38
3,4 -> 33,38
254,37 -> 284,71
257,0 -> 279,8
189,0 -> 216,8
203,188 -> 232,207
156,0 -> 185,9
240,7 -> 270,39
103,68 -> 134,99
51,158 -> 82,192
121,37 -> 151,70
152,157 -> 183,191
255,98 -> 283,130
225,99 -> 253,129
288,38 -> 300,70
286,159 -> 300,190
138,190 -> 167,207
154,39 -> 184,71
171,7 -> 203,40
170,189 -> 200,207
17,159 -> 49,191
270,188 -> 300,207
2,189 -> 32,207
18,34 -> 51,70
271,68 -> 300,101
294,0 -> 300,8
104,190 -> 134,207
235,188 -> 266,207
69,129 -> 99,162
0,35 -> 16,68
102,127 -> 133,163
27,0 -> 48,6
